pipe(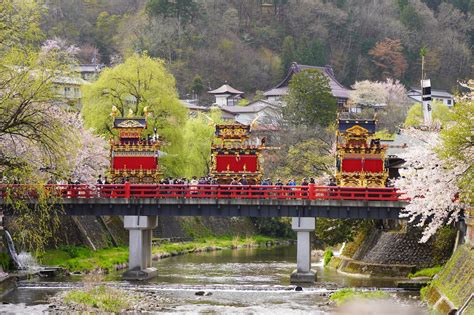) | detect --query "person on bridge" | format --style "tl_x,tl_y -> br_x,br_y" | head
301,178 -> 309,186
104,176 -> 110,184
240,175 -> 248,186
97,175 -> 103,185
